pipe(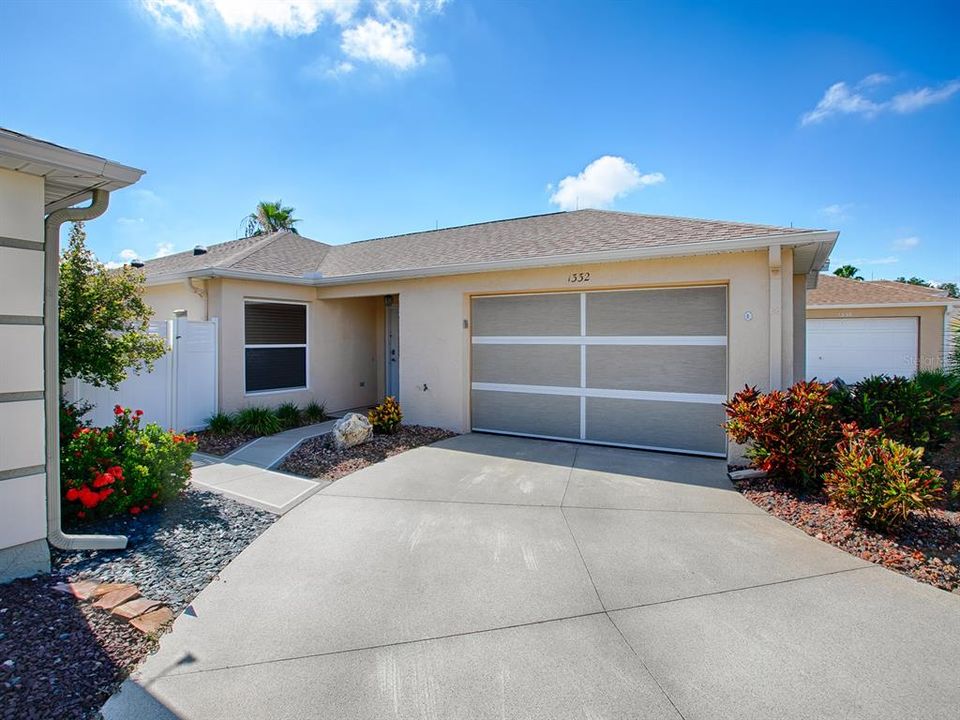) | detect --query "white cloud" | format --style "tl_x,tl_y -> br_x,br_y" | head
819,203 -> 853,221
103,260 -> 124,270
153,242 -> 176,258
802,75 -> 960,125
142,0 -> 204,34
890,80 -> 960,113
892,236 -> 920,250
139,1 -> 440,72
548,156 -> 664,211
341,17 -> 421,69
119,248 -> 139,261
207,0 -> 357,35
801,81 -> 882,126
